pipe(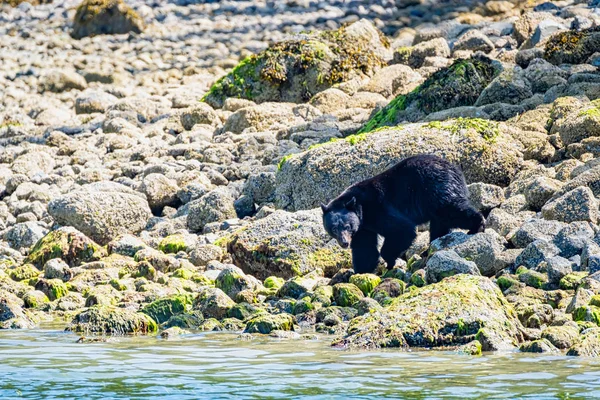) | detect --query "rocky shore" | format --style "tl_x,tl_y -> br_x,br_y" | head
1,0 -> 600,356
